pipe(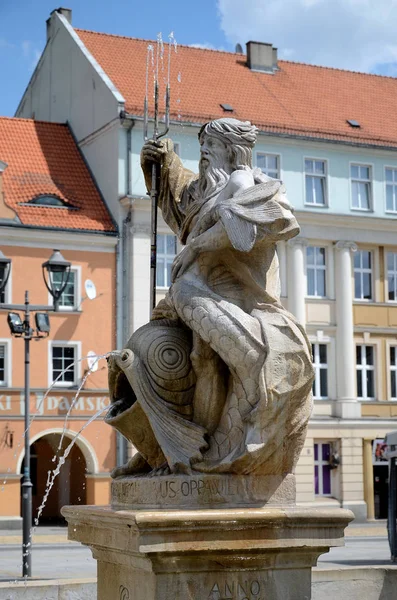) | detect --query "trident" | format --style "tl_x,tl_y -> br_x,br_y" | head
143,34 -> 175,315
